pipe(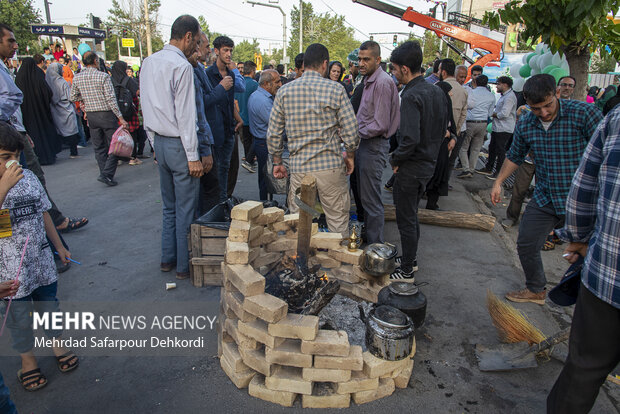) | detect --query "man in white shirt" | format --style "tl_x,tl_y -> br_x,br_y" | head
140,15 -> 204,280
478,76 -> 518,179
458,74 -> 495,178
